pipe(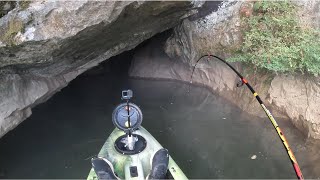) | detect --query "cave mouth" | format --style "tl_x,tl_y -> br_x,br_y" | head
80,28 -> 173,79
0,30 -> 315,179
